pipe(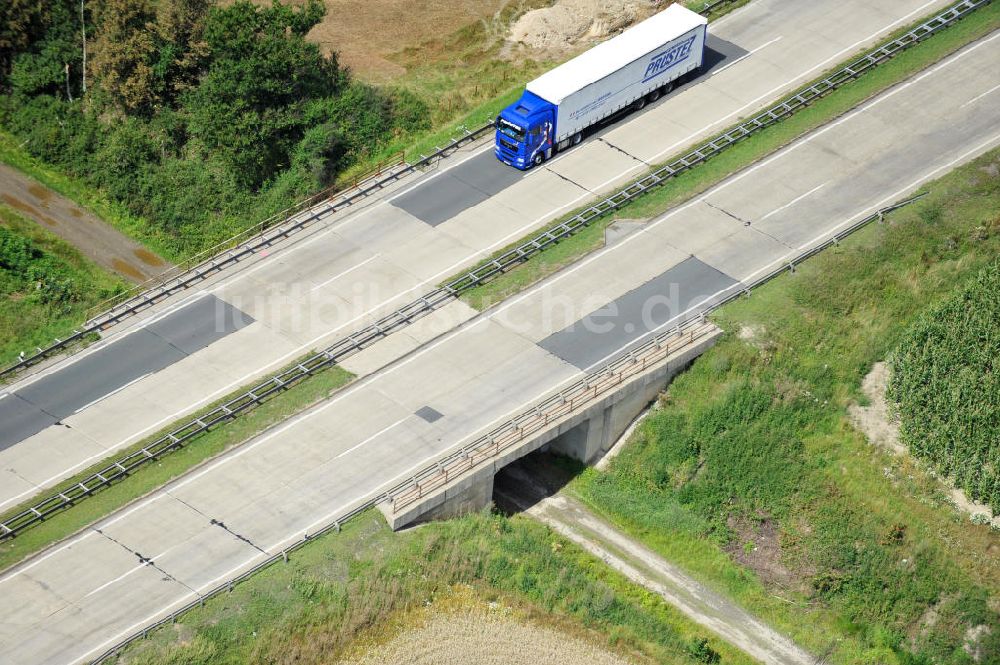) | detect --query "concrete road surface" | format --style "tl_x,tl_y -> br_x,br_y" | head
0,0 -> 955,513
2,28 -> 998,665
